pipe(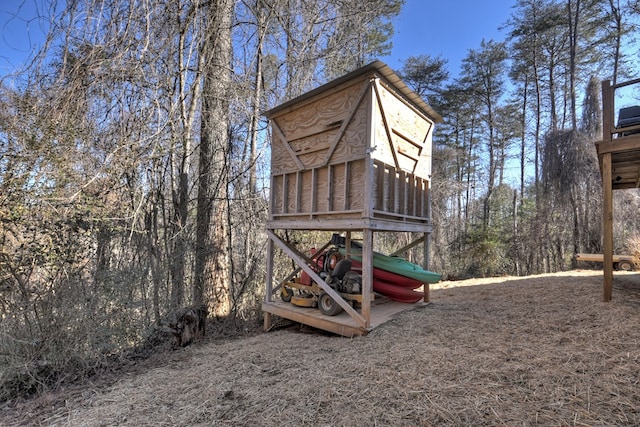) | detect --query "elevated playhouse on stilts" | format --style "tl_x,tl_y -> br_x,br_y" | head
262,61 -> 443,337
